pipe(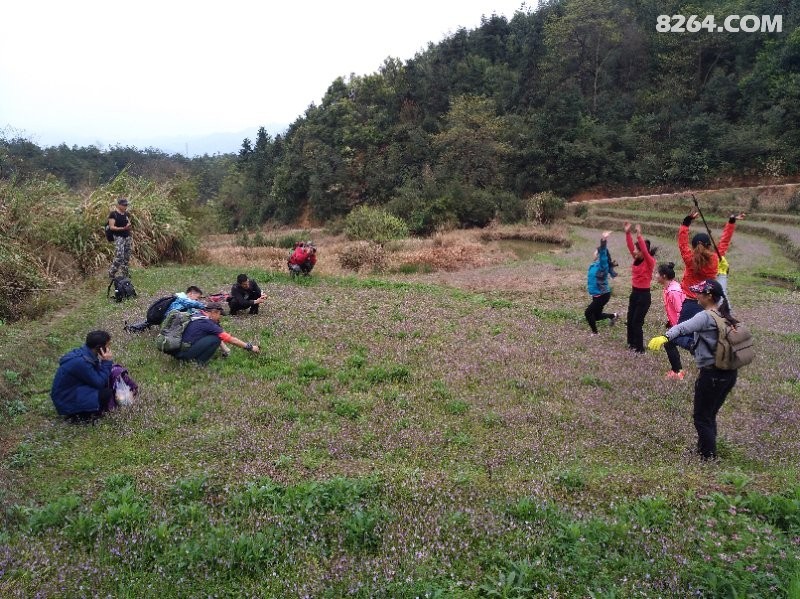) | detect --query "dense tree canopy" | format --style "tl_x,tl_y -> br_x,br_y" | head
3,0 -> 798,230
222,0 -> 798,227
